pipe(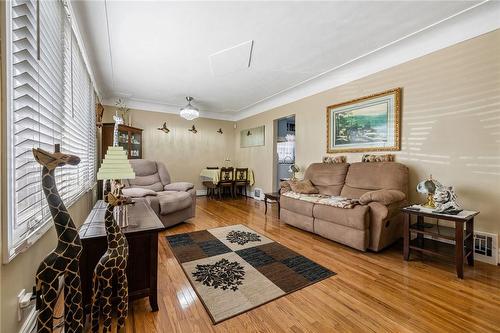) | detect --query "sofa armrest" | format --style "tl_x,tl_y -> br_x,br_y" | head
164,182 -> 194,192
122,187 -> 158,198
359,189 -> 406,206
